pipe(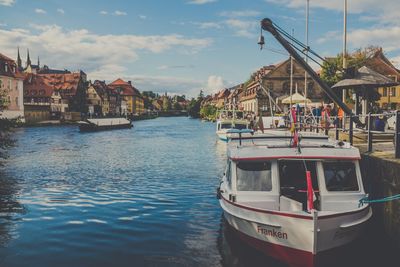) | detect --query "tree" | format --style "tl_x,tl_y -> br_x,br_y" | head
162,96 -> 171,111
188,98 -> 202,118
0,88 -> 16,161
173,101 -> 182,111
